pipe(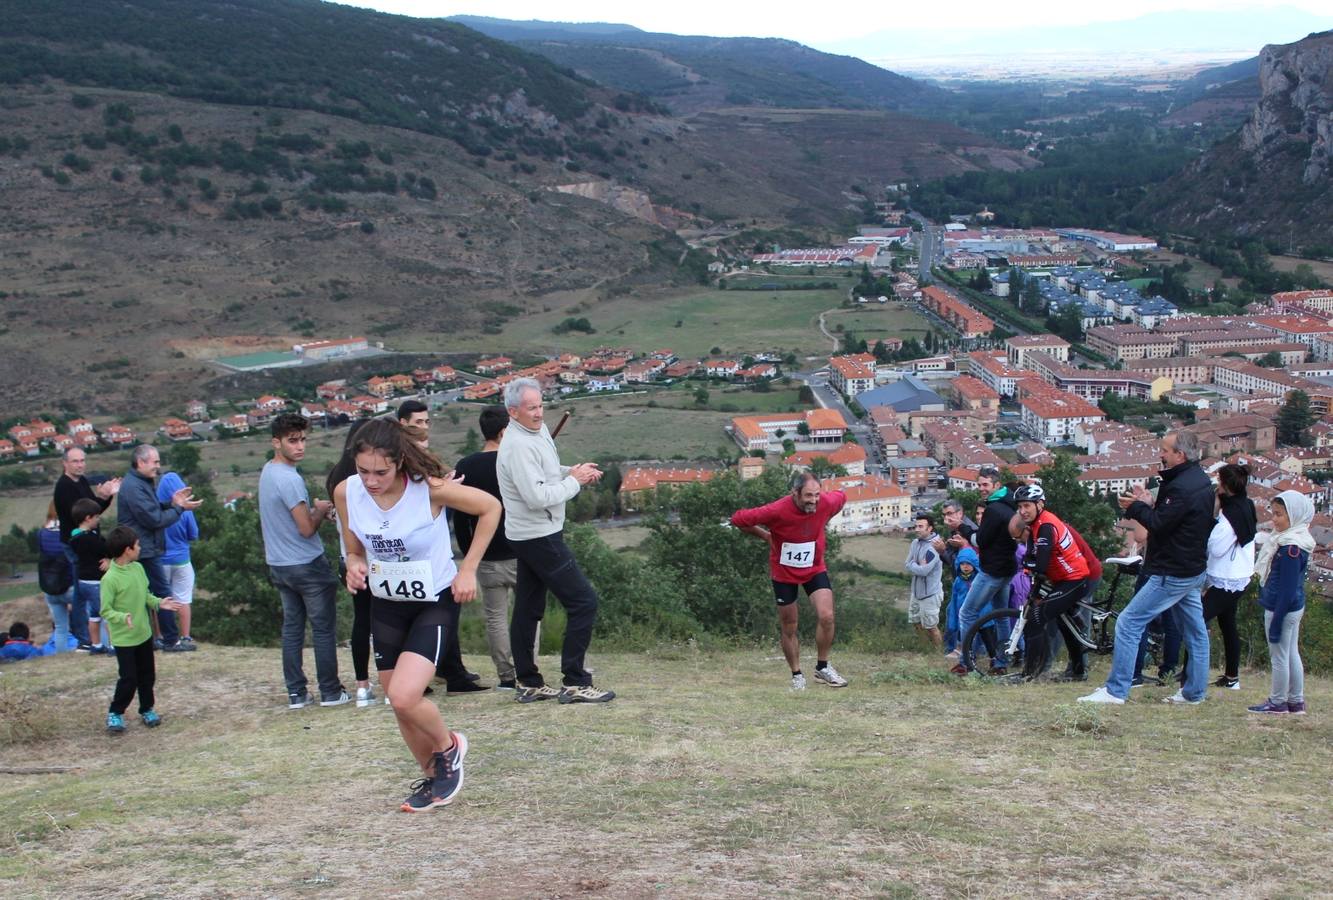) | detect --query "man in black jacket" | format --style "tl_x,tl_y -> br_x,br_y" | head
1079,431 -> 1215,705
951,467 -> 1018,675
